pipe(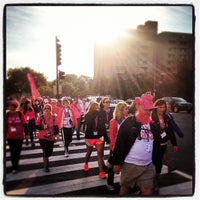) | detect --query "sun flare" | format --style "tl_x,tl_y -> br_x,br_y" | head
93,26 -> 125,44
